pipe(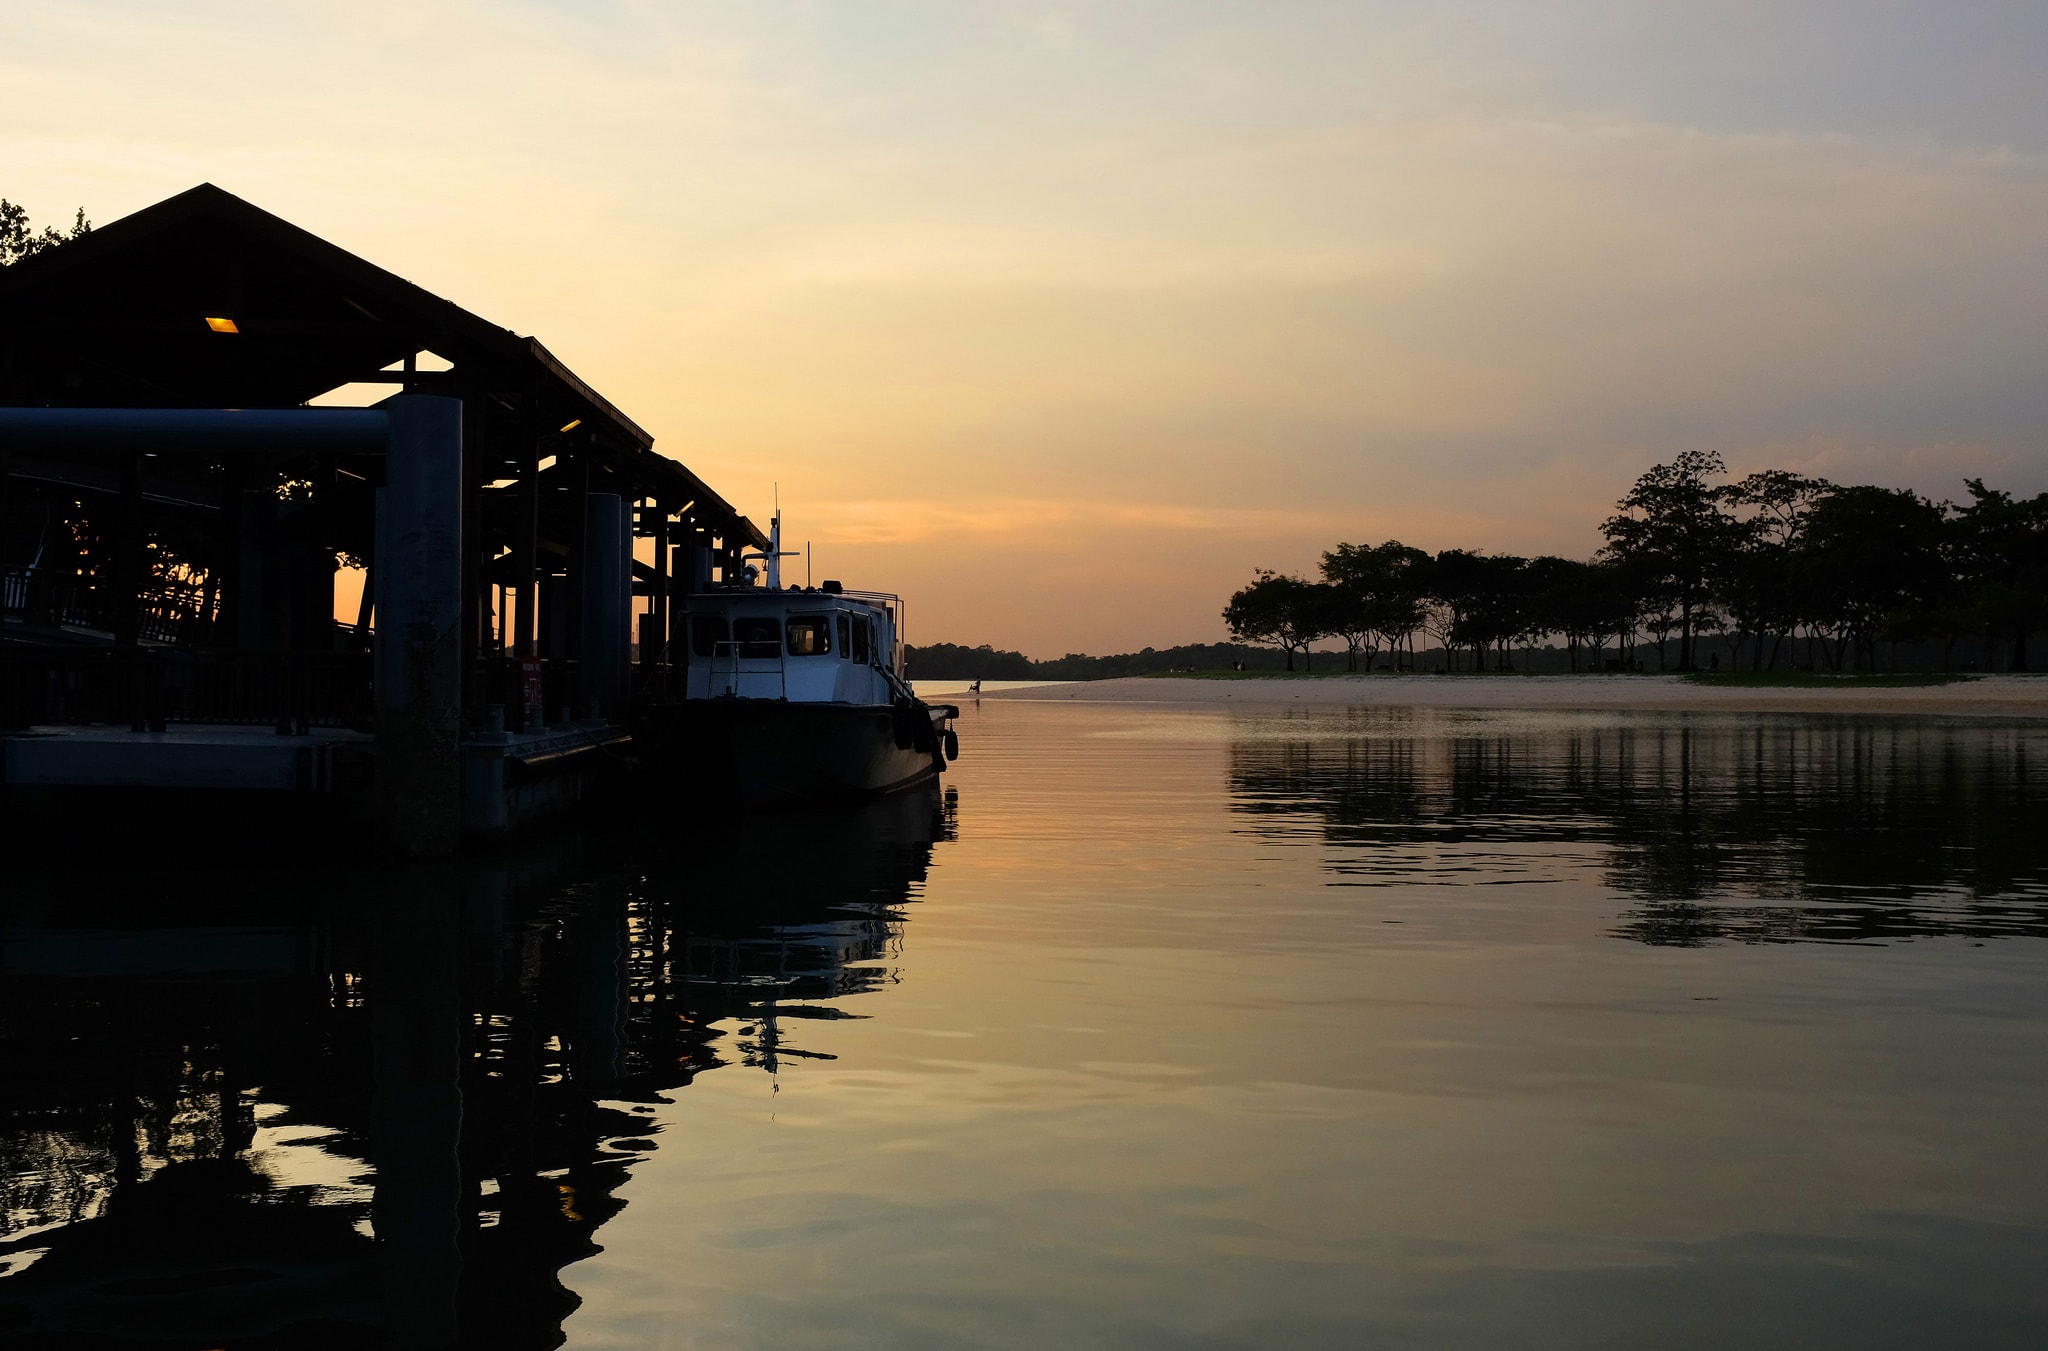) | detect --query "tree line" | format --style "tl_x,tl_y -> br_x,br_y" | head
907,641 -> 1291,681
1225,451 -> 2048,673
